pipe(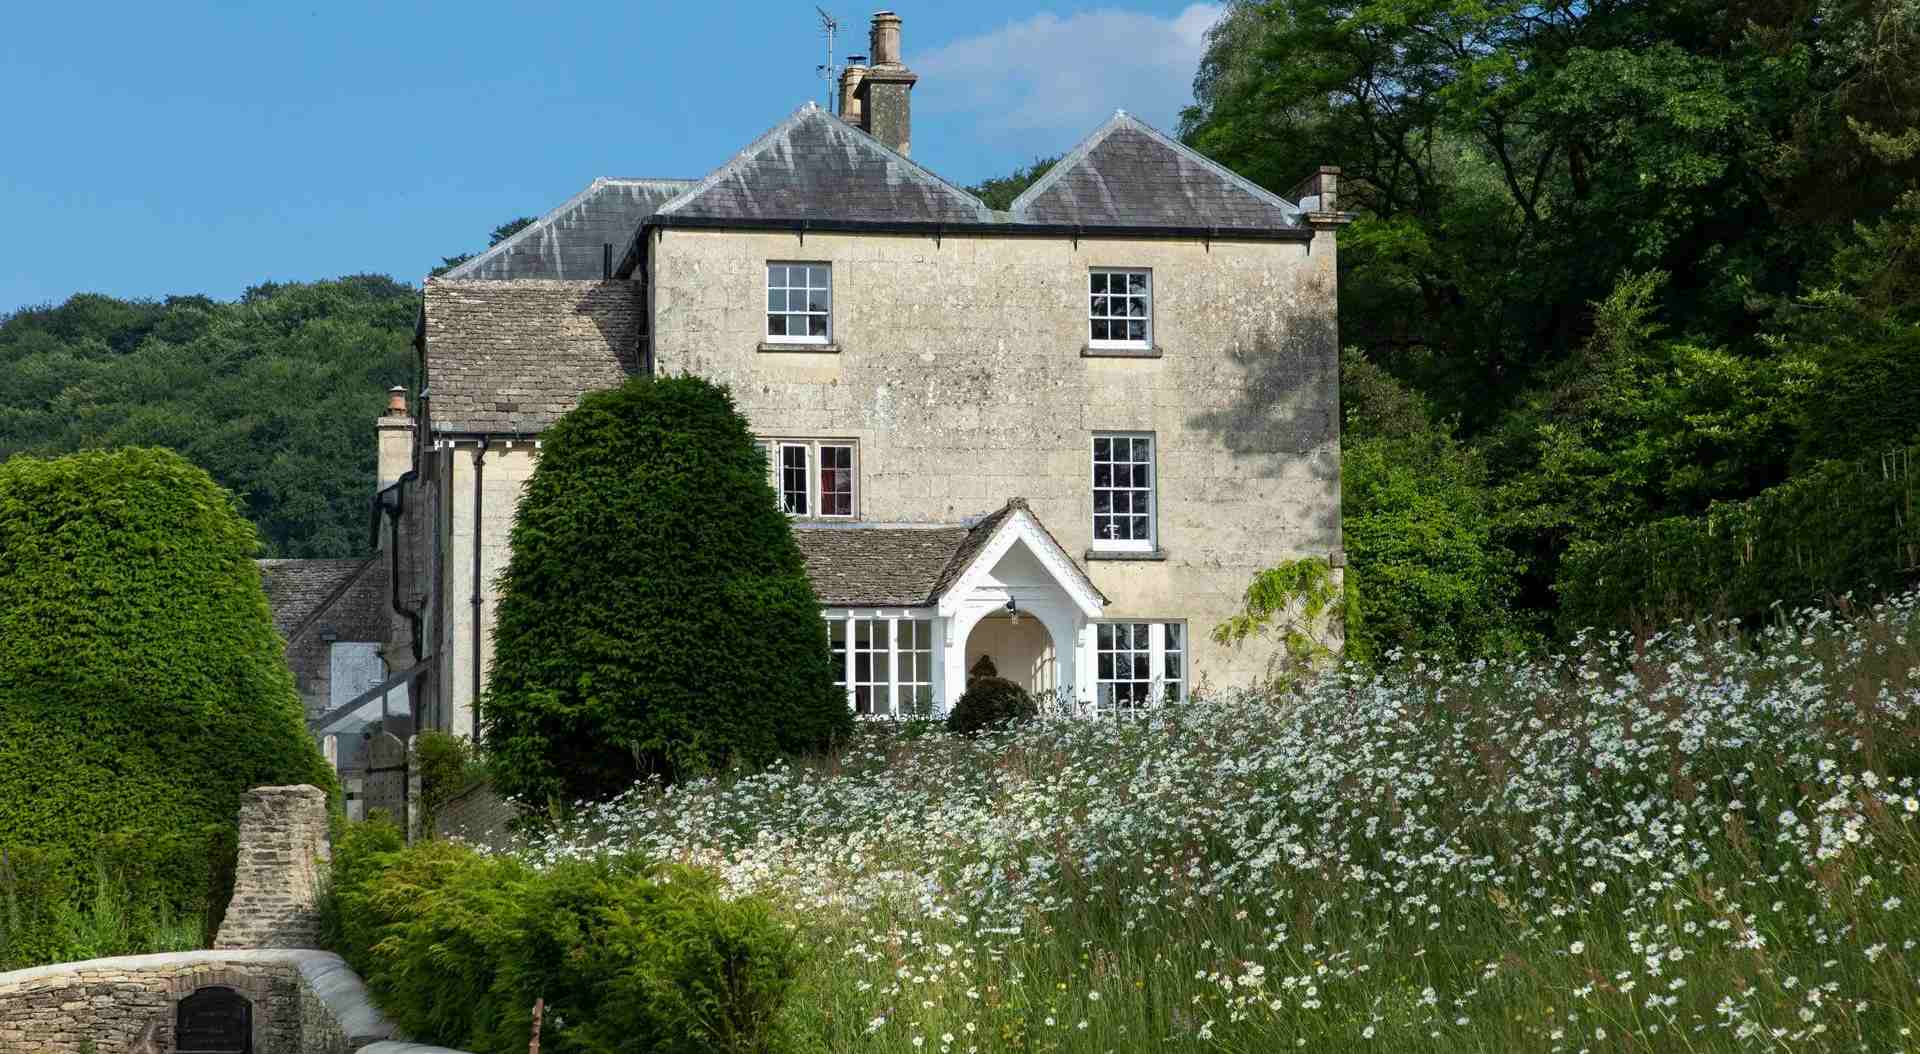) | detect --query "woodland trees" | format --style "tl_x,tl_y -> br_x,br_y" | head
1181,0 -> 1920,648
